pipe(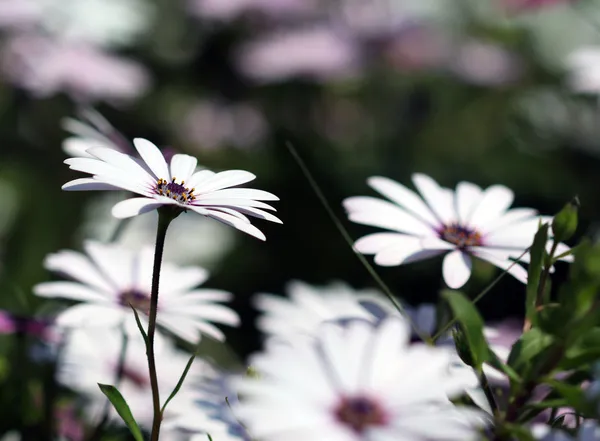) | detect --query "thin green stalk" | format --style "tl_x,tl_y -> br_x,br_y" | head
286,142 -> 432,344
148,210 -> 175,441
478,369 -> 499,417
432,247 -> 531,342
